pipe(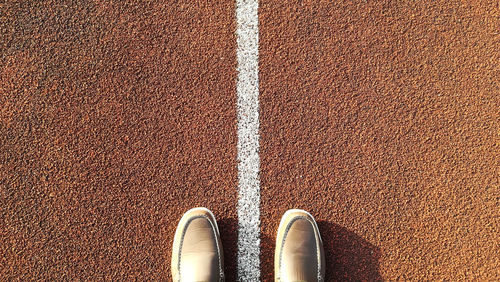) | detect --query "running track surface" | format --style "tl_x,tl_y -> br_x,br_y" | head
1,1 -> 498,281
